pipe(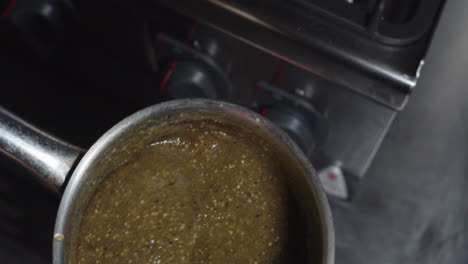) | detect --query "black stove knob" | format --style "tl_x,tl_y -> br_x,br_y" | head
159,58 -> 231,100
2,0 -> 78,60
263,106 -> 323,156
156,34 -> 232,100
254,81 -> 327,156
160,58 -> 231,100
